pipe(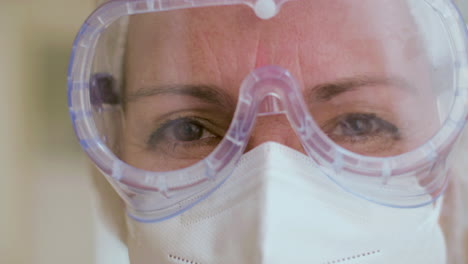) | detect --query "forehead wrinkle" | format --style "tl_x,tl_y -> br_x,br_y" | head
126,0 -> 429,104
254,39 -> 268,68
